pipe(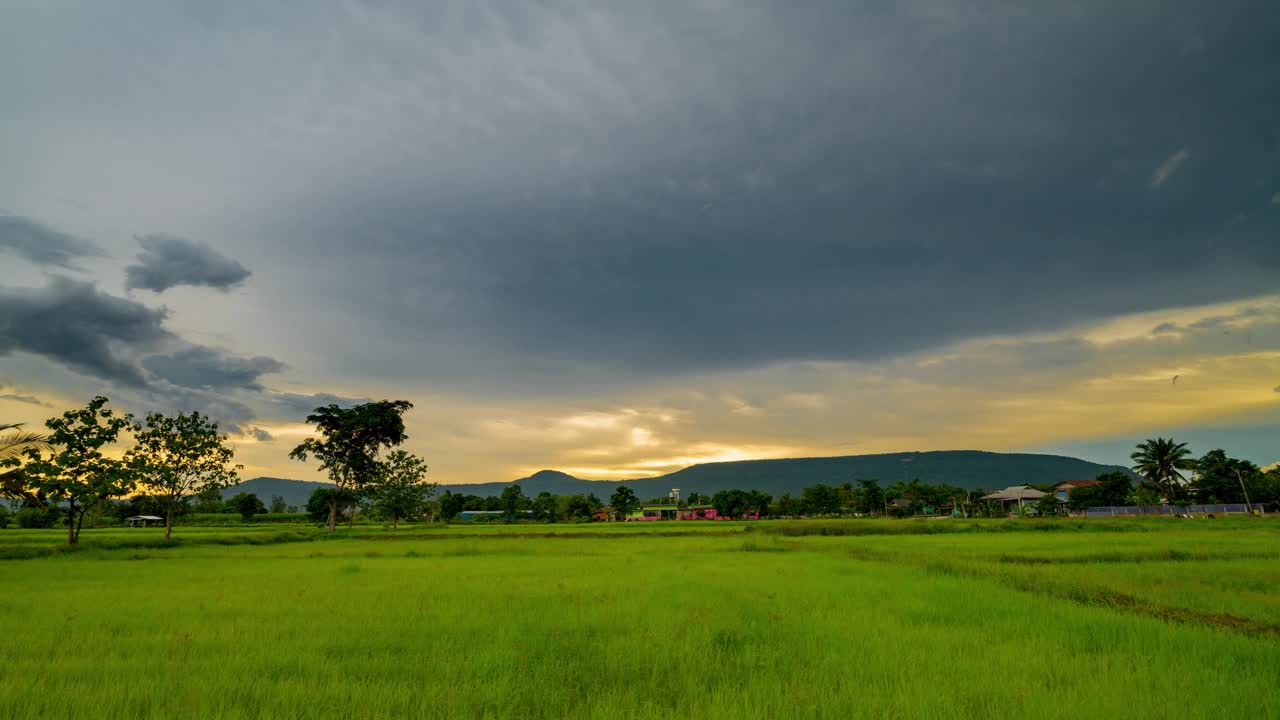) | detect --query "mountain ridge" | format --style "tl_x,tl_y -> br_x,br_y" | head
226,450 -> 1132,506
